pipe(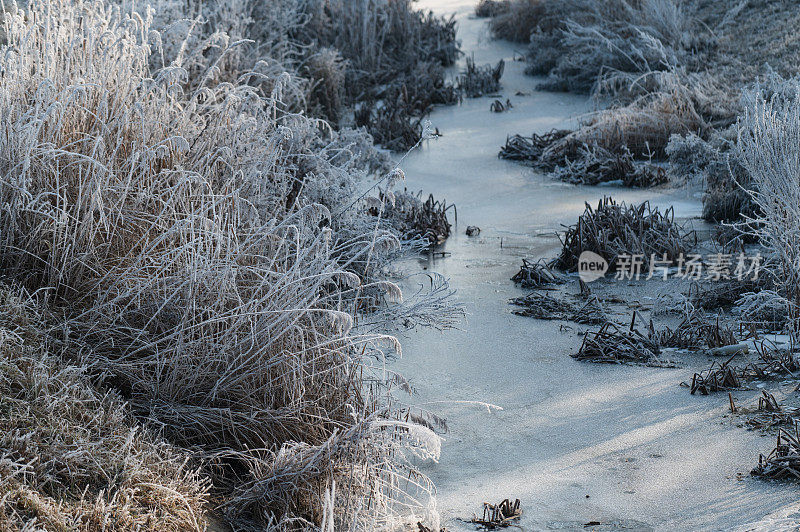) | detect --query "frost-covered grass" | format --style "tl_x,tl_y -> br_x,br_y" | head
0,286 -> 210,531
737,77 -> 800,311
490,0 -> 751,194
479,0 -> 690,97
145,0 -> 460,150
0,0 -> 455,529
